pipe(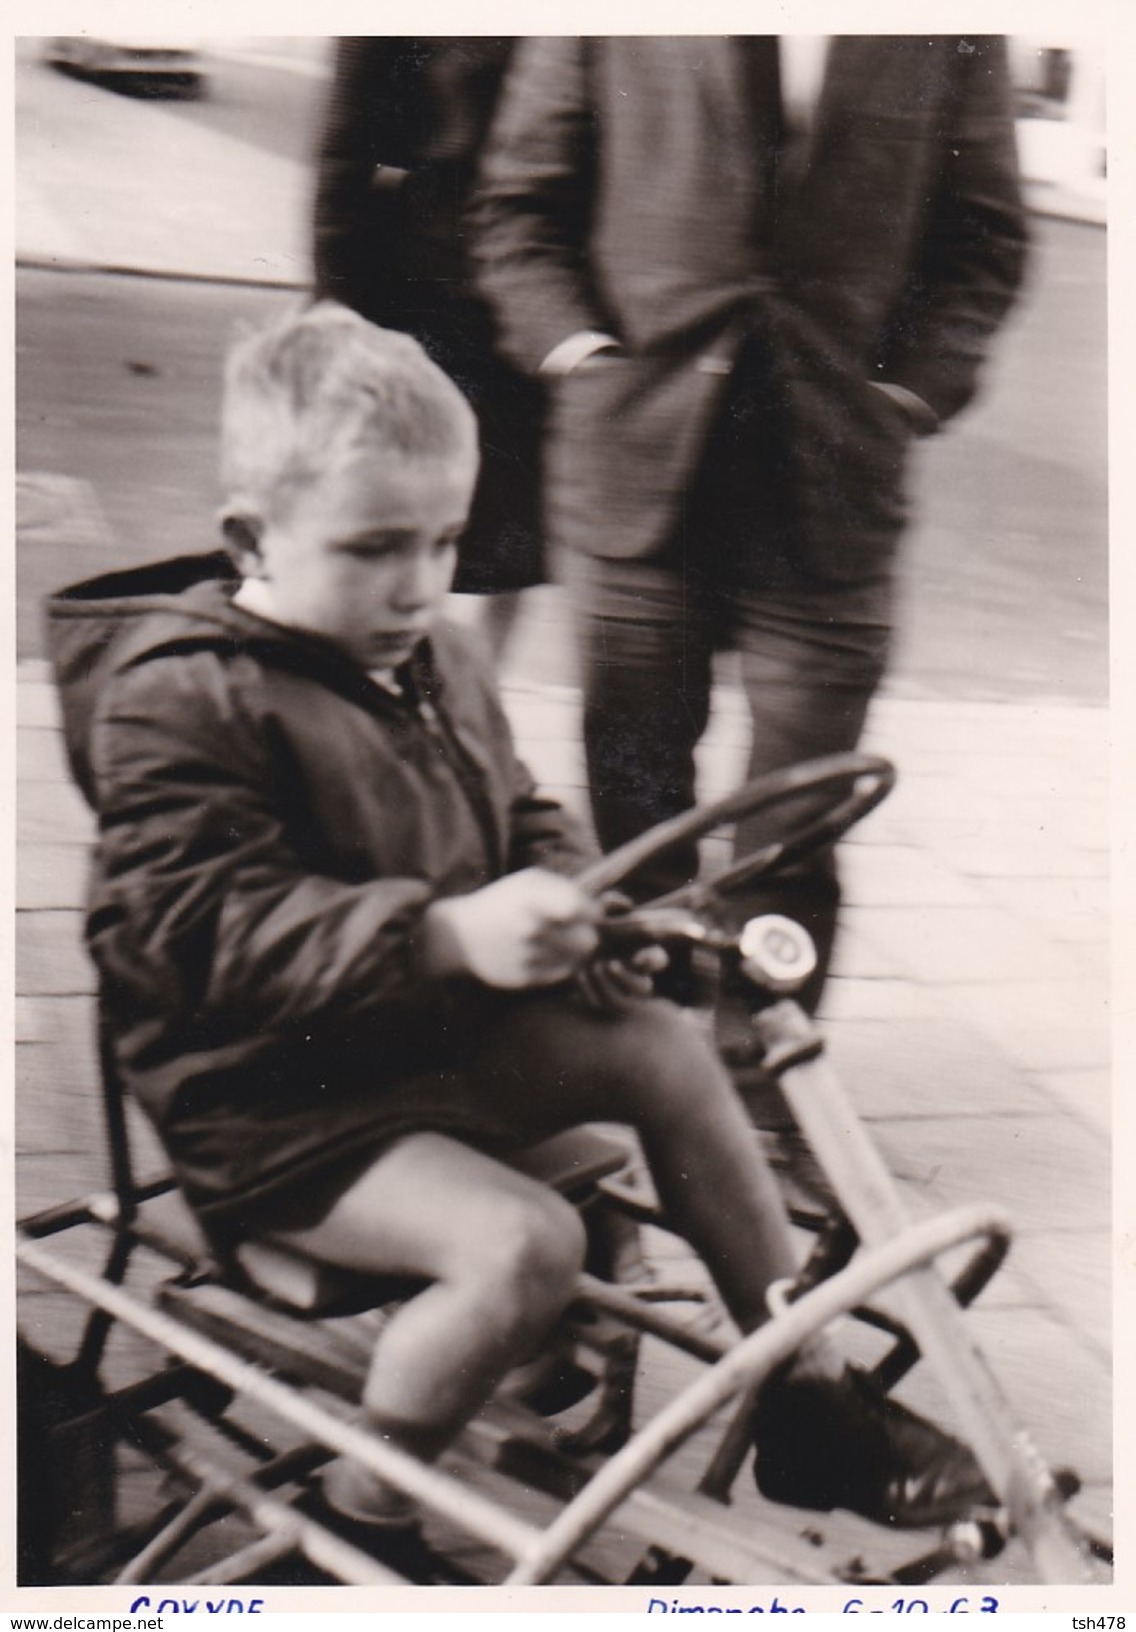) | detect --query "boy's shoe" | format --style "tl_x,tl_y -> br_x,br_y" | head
752,1364 -> 996,1529
501,1351 -> 600,1417
318,1456 -> 419,1534
305,1464 -> 484,1583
